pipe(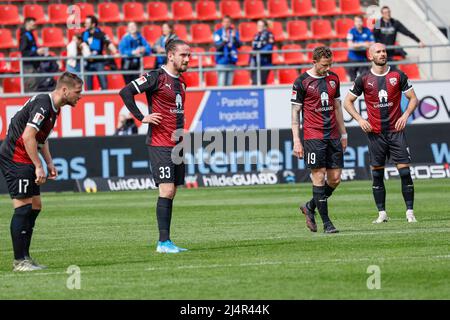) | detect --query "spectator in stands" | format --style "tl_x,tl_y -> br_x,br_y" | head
346,16 -> 374,81
214,16 -> 241,86
19,17 -> 48,92
152,22 -> 178,69
82,15 -> 119,90
66,34 -> 91,75
119,22 -> 152,84
373,6 -> 425,61
250,19 -> 274,85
